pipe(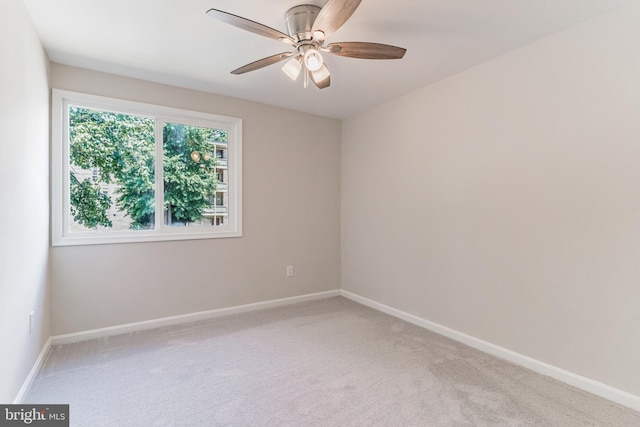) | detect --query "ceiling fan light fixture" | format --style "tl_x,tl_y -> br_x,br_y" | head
282,57 -> 302,81
303,48 -> 324,72
206,1 -> 406,90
